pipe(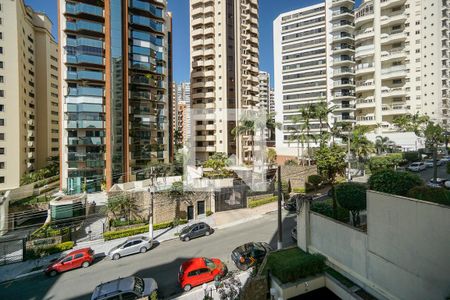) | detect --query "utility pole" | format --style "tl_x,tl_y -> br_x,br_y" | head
148,167 -> 155,241
277,166 -> 283,250
347,123 -> 354,181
